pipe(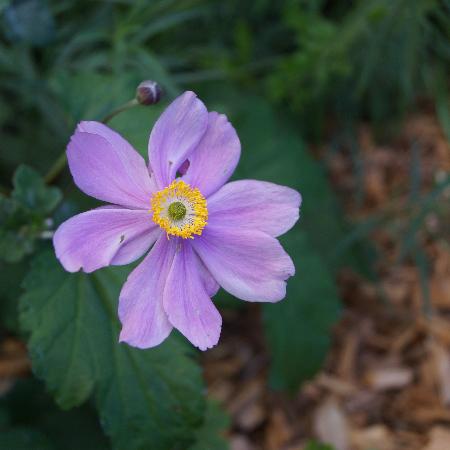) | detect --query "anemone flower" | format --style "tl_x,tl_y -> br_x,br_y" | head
53,92 -> 301,350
